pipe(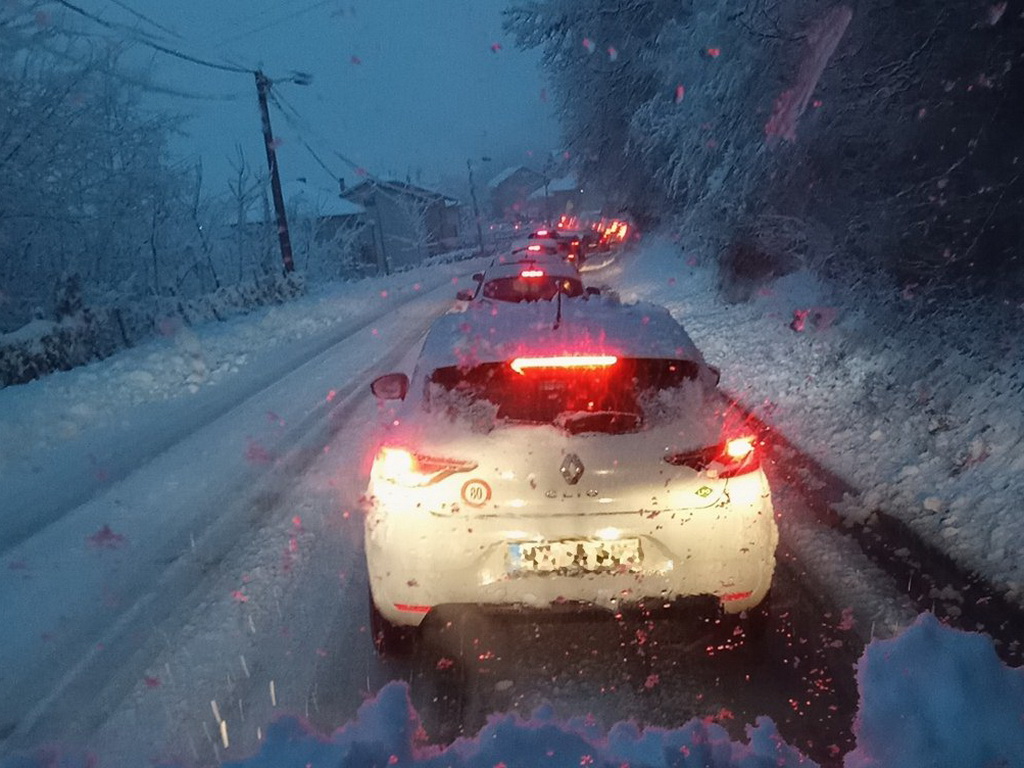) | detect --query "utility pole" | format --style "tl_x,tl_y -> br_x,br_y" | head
466,158 -> 488,255
254,70 -> 295,275
370,188 -> 391,276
